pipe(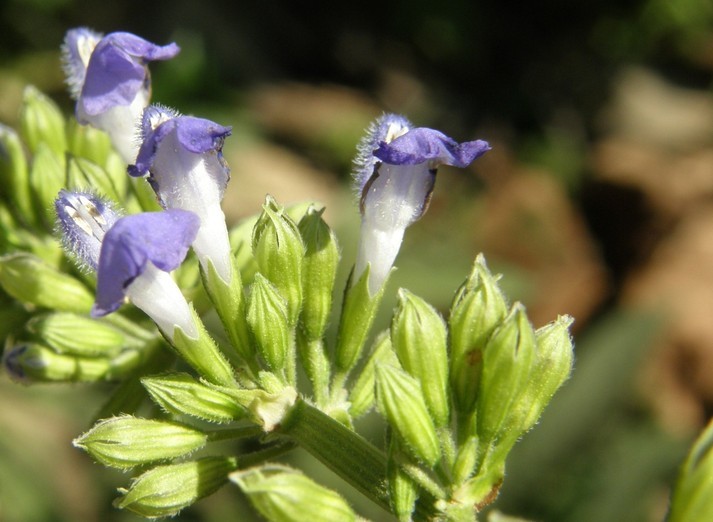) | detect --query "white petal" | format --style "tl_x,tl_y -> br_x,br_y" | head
125,263 -> 198,339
